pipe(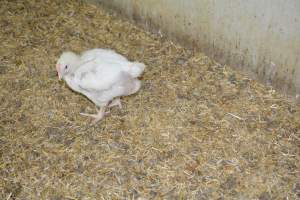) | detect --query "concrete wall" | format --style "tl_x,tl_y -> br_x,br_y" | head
91,0 -> 300,96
